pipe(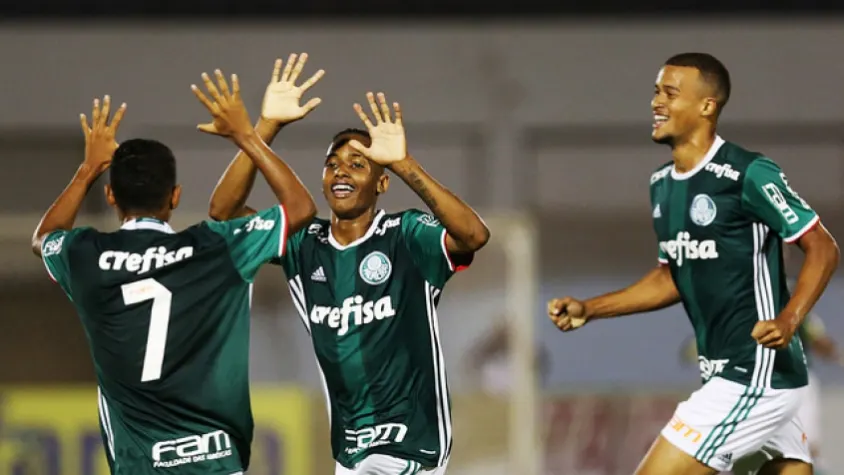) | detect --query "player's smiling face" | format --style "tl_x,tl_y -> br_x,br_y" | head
651,65 -> 710,145
323,133 -> 389,219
